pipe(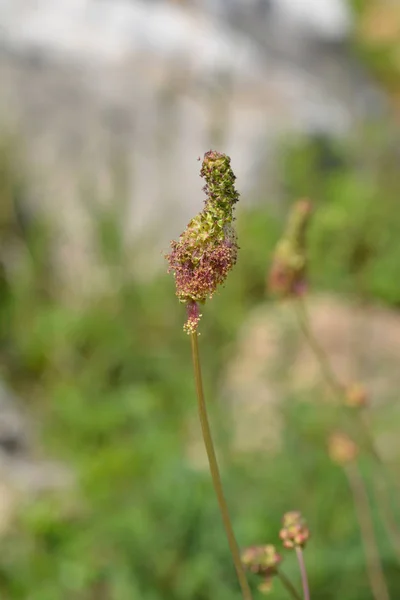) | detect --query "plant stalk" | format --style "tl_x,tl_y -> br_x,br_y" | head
295,547 -> 311,600
277,568 -> 303,600
372,473 -> 400,565
294,297 -> 342,397
190,331 -> 252,600
345,462 -> 390,600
